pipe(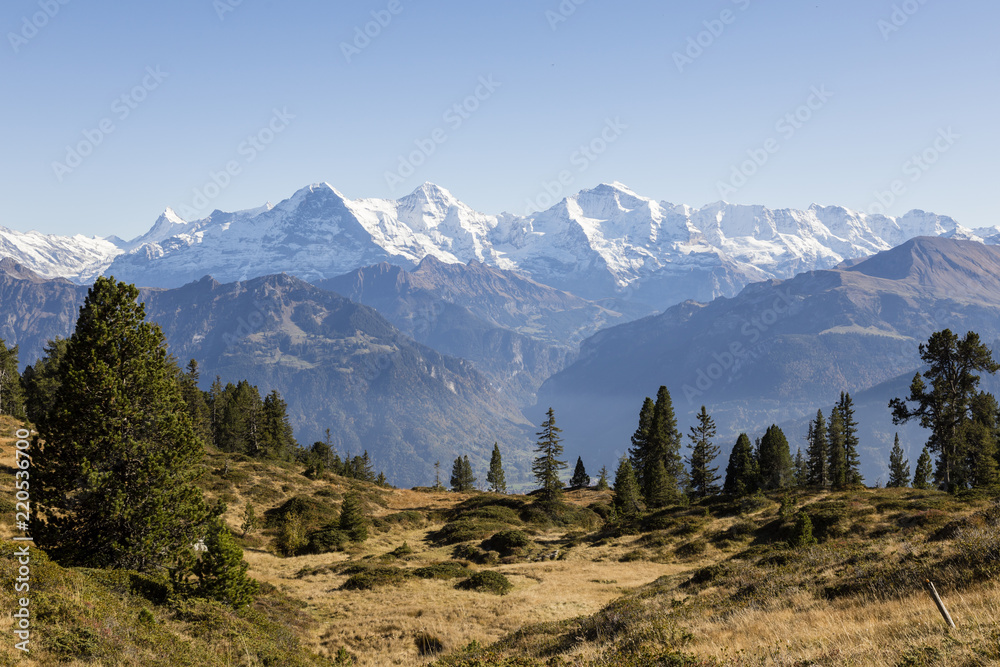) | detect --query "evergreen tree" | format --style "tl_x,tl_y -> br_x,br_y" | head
757,424 -> 793,490
595,465 -> 610,490
686,405 -> 721,498
652,387 -> 686,503
788,513 -> 817,548
837,392 -> 864,486
241,501 -> 259,537
532,407 -> 567,502
611,456 -> 641,521
827,407 -> 847,489
0,339 -> 25,419
890,329 -> 1000,491
957,420 -> 999,489
723,433 -> 759,496
887,434 -> 910,488
912,446 -> 933,490
261,389 -> 297,459
628,397 -> 655,497
433,461 -> 444,490
193,517 -> 259,609
806,410 -> 830,488
31,277 -> 212,570
486,442 -> 507,493
645,458 -> 671,509
339,491 -> 368,542
569,456 -> 591,488
794,448 -> 808,487
451,455 -> 476,491
20,338 -> 69,425
178,359 -> 212,446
